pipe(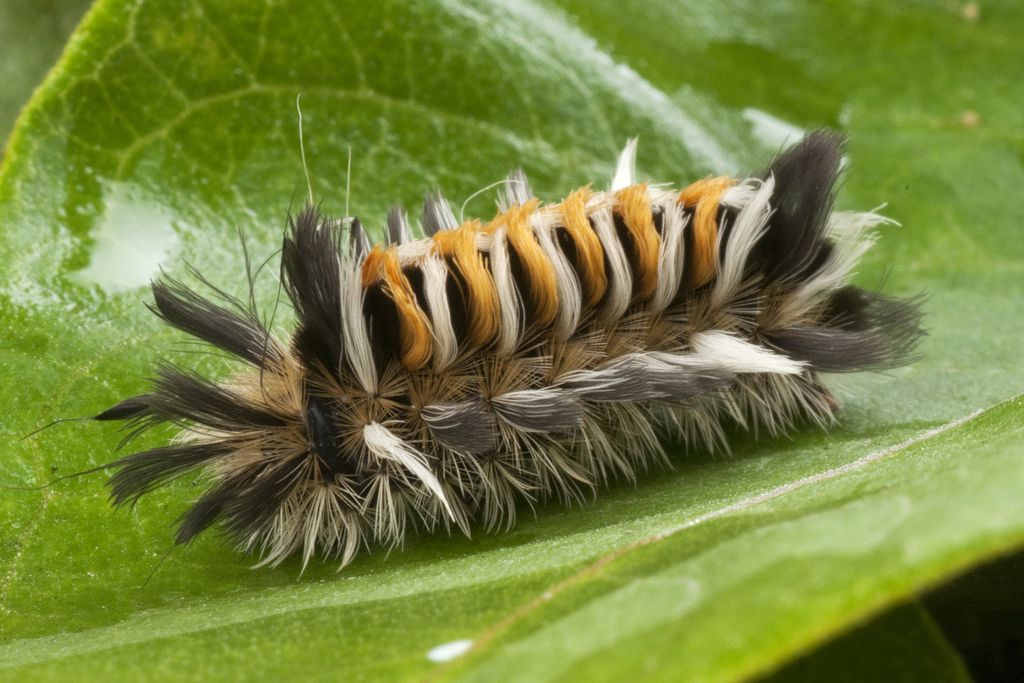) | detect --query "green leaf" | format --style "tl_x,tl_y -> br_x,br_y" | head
1,0 -> 1021,680
445,398 -> 1023,682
